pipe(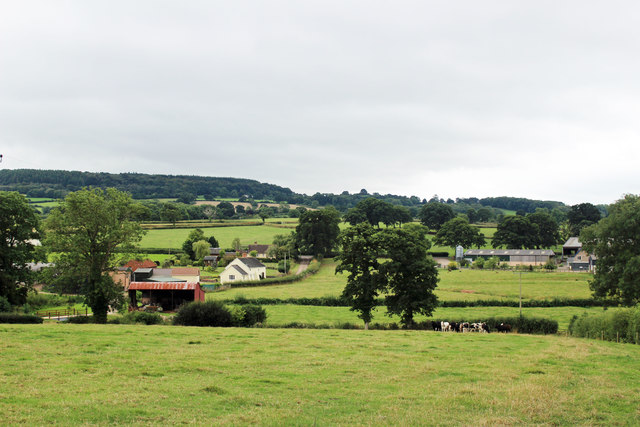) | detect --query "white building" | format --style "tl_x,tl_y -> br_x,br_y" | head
219,258 -> 267,284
